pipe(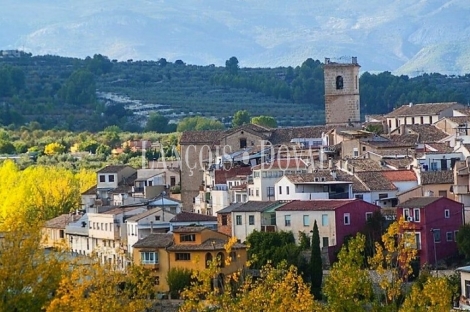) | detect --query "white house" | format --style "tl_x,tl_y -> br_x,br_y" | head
229,201 -> 284,242
249,158 -> 309,201
87,205 -> 147,269
274,172 -> 353,201
126,208 -> 175,255
148,195 -> 182,215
